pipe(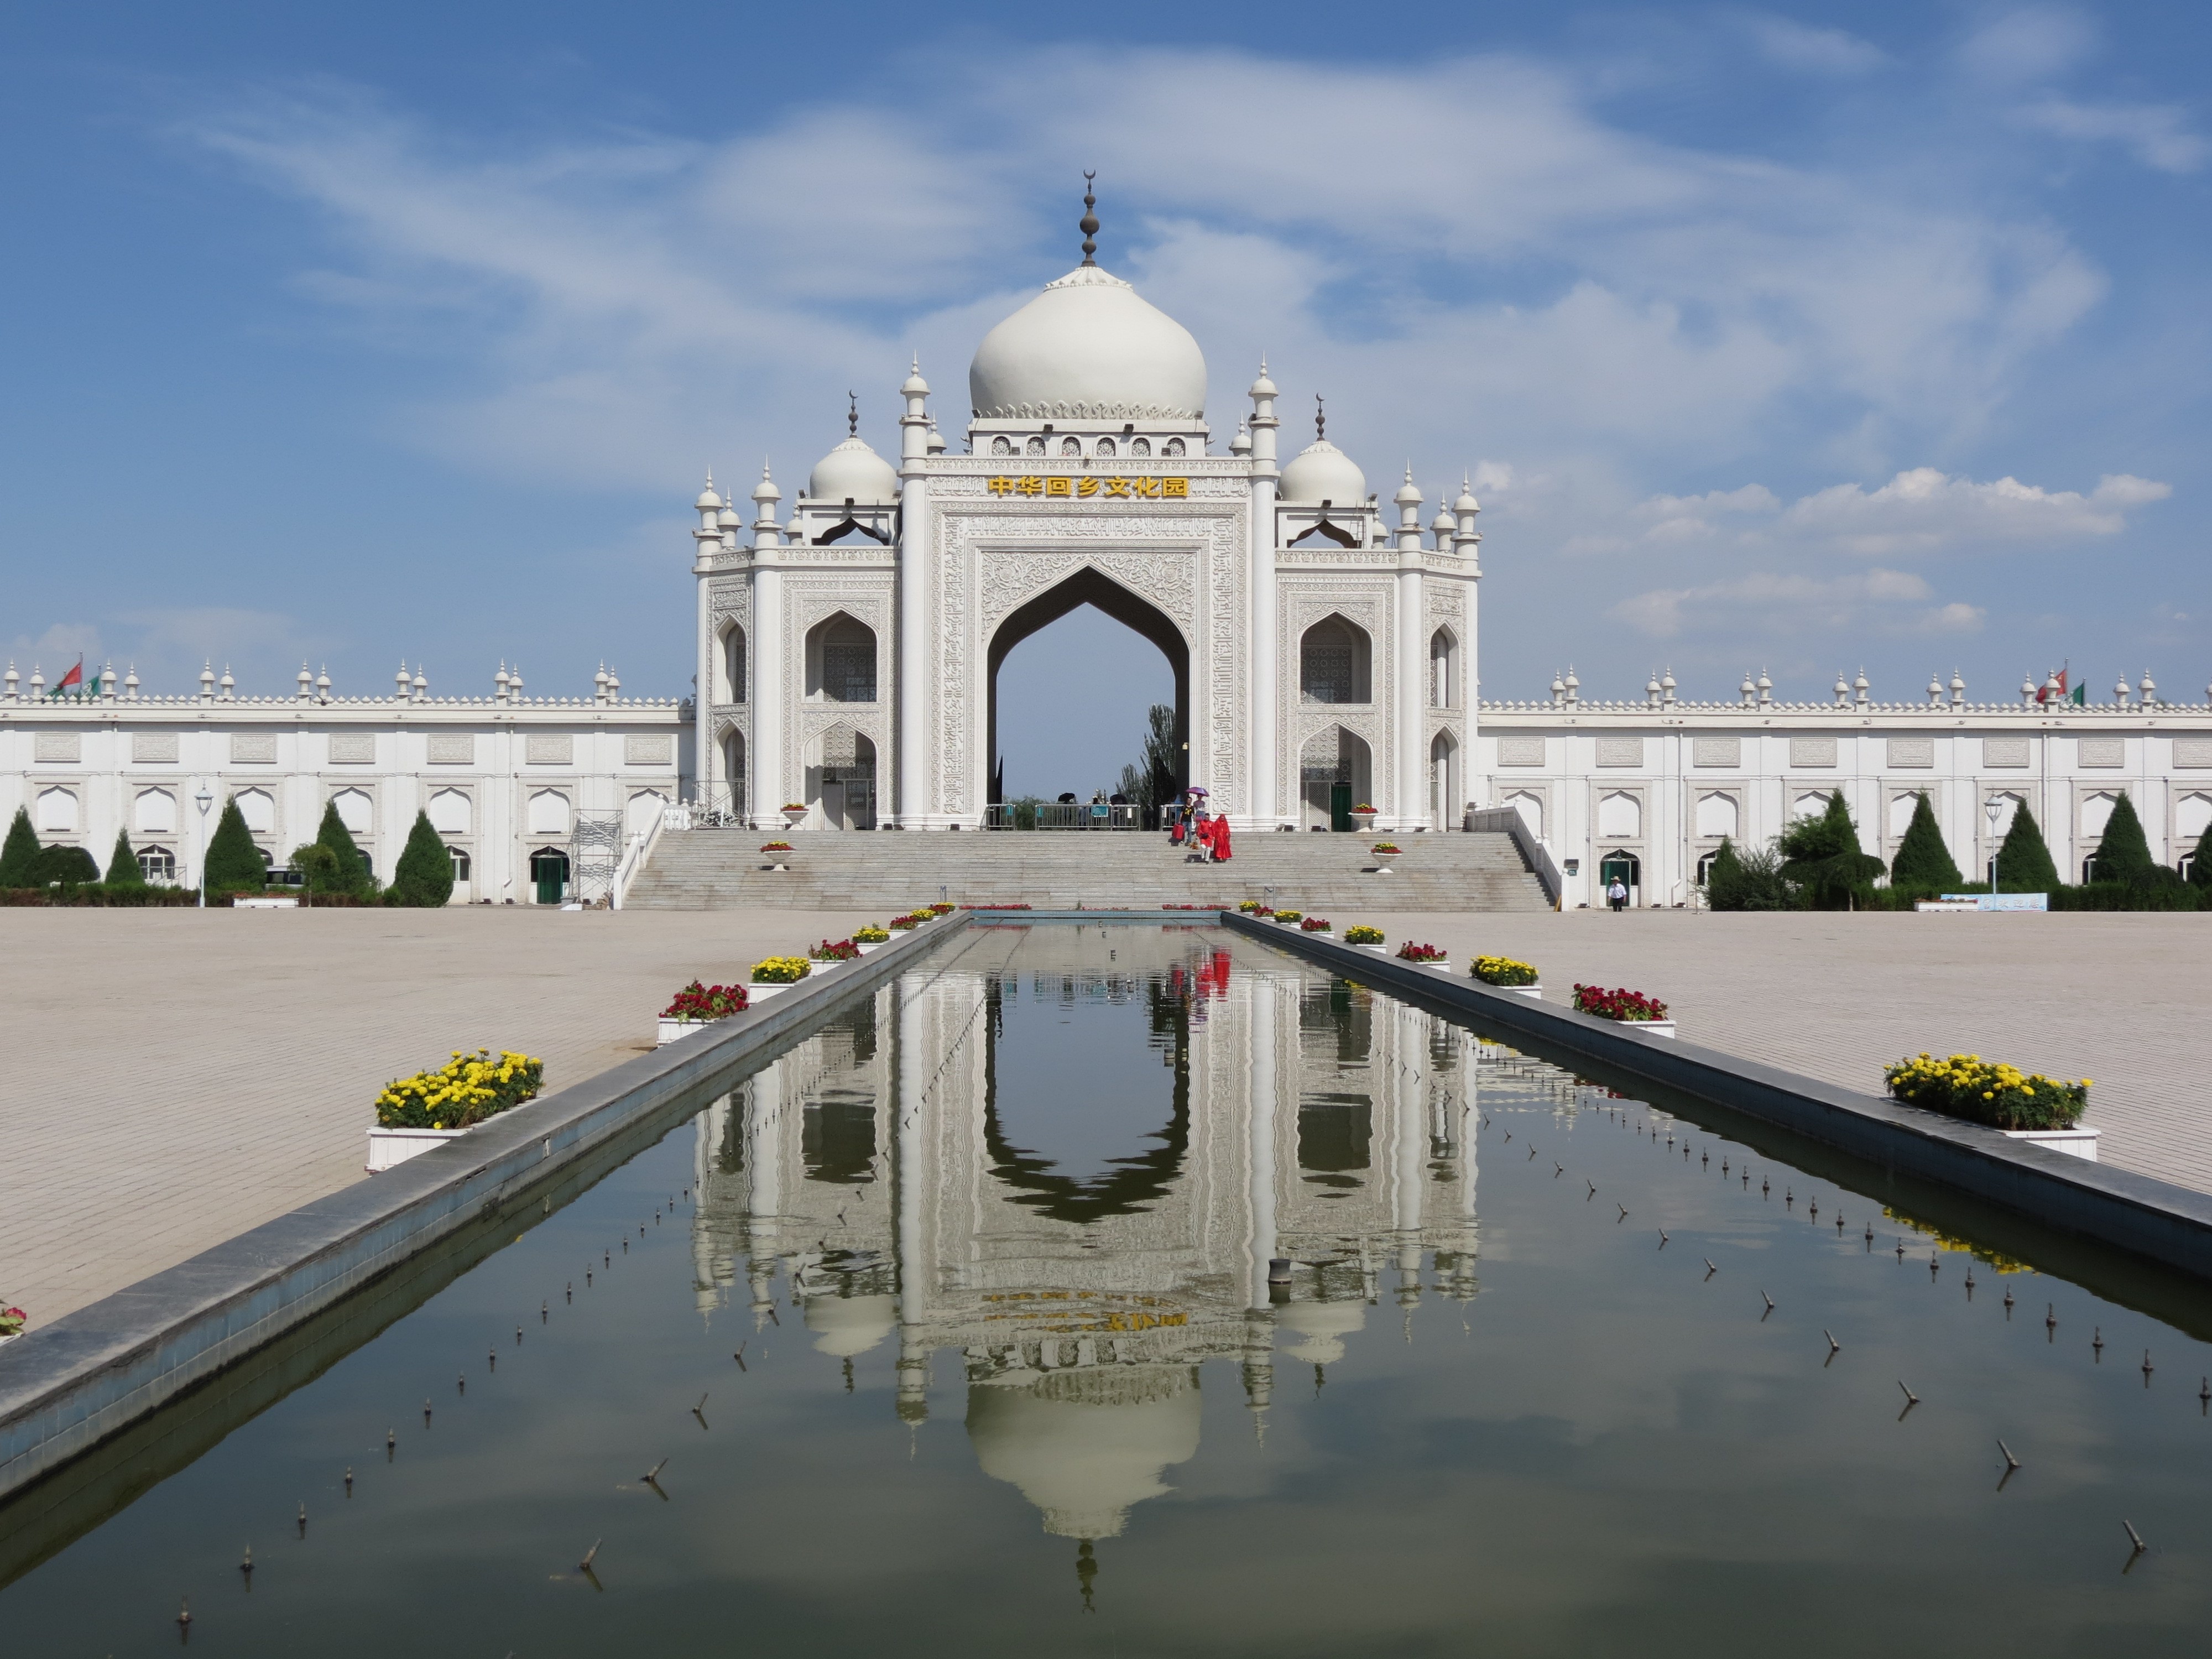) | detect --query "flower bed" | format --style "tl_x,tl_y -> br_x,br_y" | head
0,1303 -> 24,1339
1344,925 -> 1385,945
1884,1052 -> 2088,1131
1572,985 -> 1669,1022
1397,942 -> 1447,963
810,938 -> 861,962
1351,803 -> 1378,815
1237,899 -> 1270,914
888,911 -> 927,930
1271,909 -> 1302,924
1300,916 -> 1332,932
752,956 -> 812,984
760,841 -> 794,854
375,1050 -> 544,1130
854,924 -> 890,943
1471,955 -> 1540,987
779,803 -> 806,813
661,982 -> 749,1020
1370,843 -> 1401,857
926,902 -> 956,915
